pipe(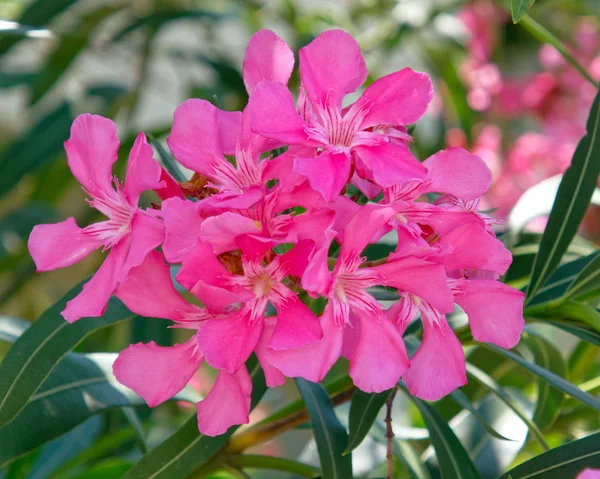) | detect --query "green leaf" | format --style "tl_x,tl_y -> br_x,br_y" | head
69,458 -> 133,479
465,363 -> 549,450
526,89 -> 600,302
449,390 -> 514,442
511,0 -> 536,23
0,0 -> 77,56
345,388 -> 393,454
123,356 -> 266,479
0,317 -> 29,343
522,334 -> 566,431
497,432 -> 600,478
228,454 -> 320,478
405,391 -> 480,479
0,285 -> 135,429
0,103 -> 73,196
29,5 -> 123,105
295,378 -> 352,479
0,71 -> 36,89
565,250 -> 600,300
485,344 -> 600,413
526,250 -> 600,308
548,321 -> 600,348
